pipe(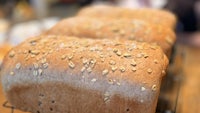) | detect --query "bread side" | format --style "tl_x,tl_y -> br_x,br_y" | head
77,5 -> 177,29
45,17 -> 176,56
1,36 -> 168,113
